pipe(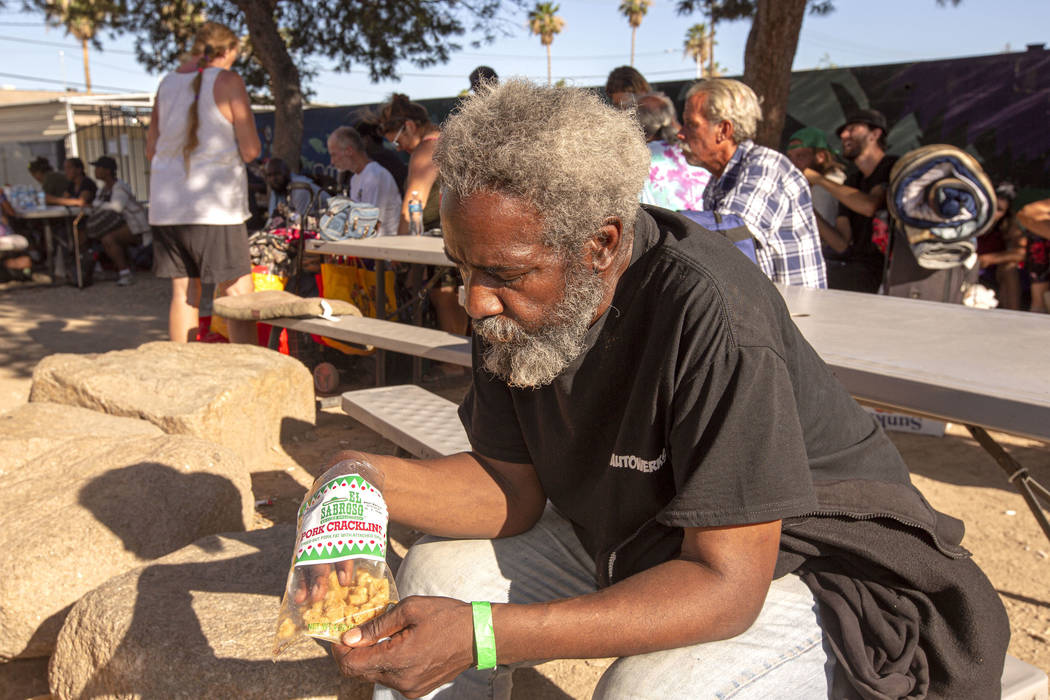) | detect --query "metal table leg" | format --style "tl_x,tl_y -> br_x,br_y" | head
374,259 -> 387,386
967,425 -> 1050,543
